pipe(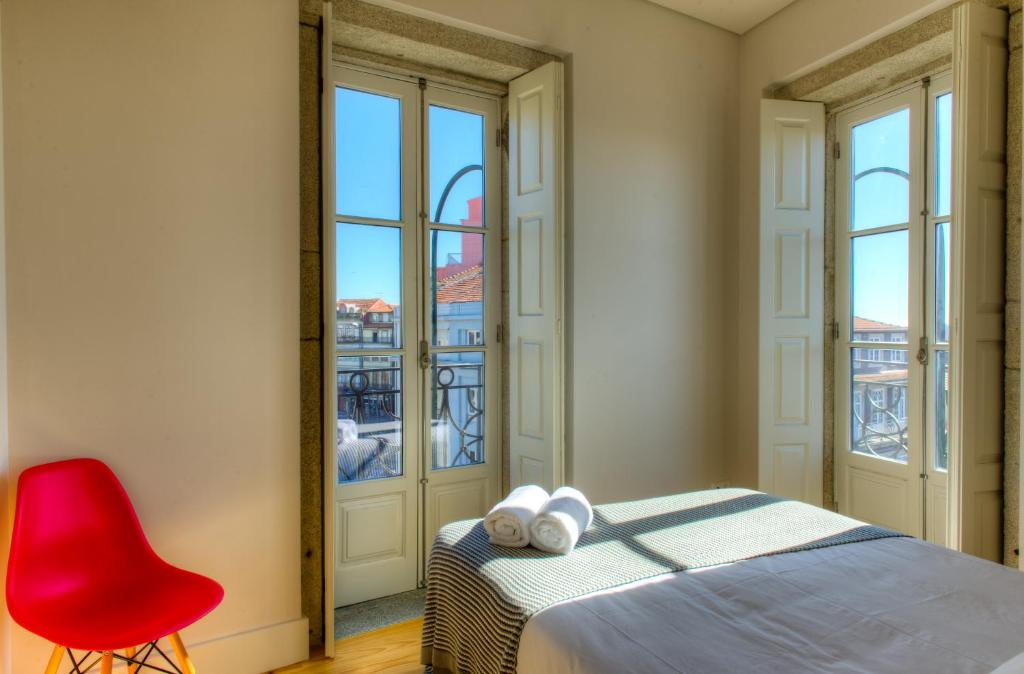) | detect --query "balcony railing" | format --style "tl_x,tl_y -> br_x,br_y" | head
336,362 -> 484,483
852,380 -> 908,462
